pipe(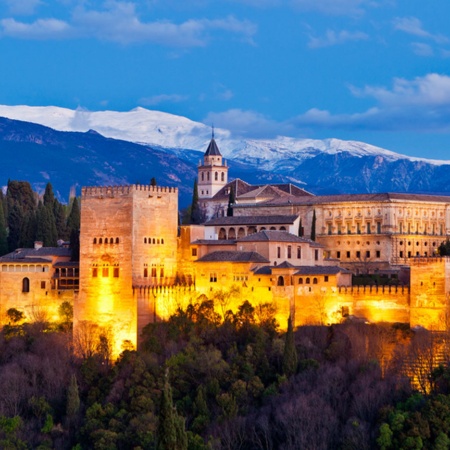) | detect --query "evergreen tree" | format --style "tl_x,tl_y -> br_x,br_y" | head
70,228 -> 80,262
54,201 -> 68,240
0,200 -> 8,256
150,177 -> 157,186
67,197 -> 80,232
157,369 -> 188,450
298,218 -> 303,237
282,316 -> 298,377
190,179 -> 201,225
66,374 -> 80,419
310,209 -> 316,241
36,201 -> 57,247
43,182 -> 55,208
227,184 -> 235,217
19,210 -> 37,248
